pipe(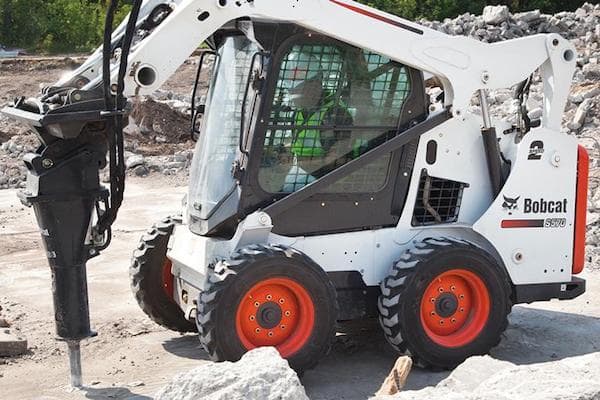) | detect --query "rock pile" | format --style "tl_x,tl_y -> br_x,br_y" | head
372,353 -> 600,400
155,347 -> 308,400
419,3 -> 600,43
0,134 -> 37,189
